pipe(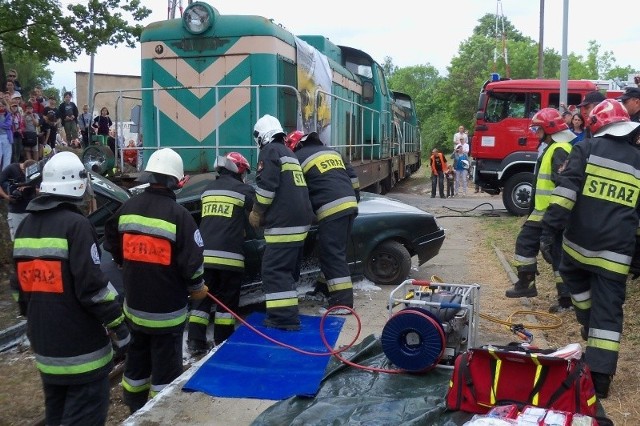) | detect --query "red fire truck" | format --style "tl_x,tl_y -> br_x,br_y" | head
471,77 -> 598,215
